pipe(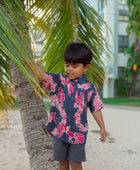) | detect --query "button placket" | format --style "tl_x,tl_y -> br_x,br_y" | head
66,122 -> 70,126
66,82 -> 77,127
